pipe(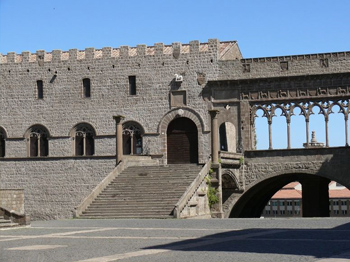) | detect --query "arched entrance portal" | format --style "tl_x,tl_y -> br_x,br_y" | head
167,117 -> 198,164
